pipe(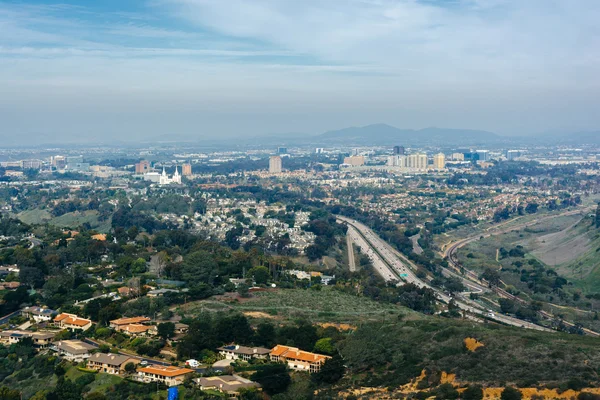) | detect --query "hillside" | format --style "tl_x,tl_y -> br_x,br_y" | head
318,124 -> 500,145
339,317 -> 600,390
